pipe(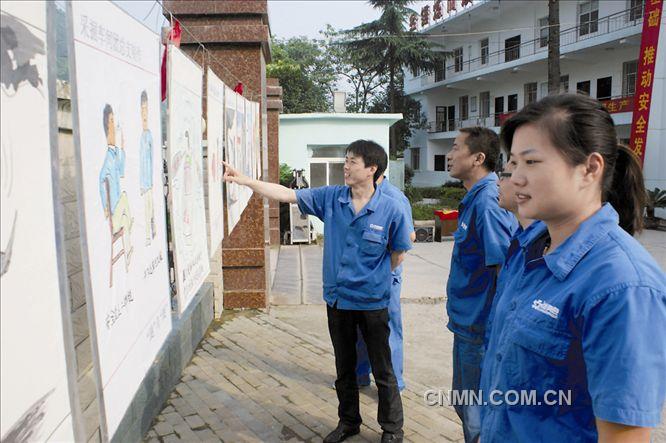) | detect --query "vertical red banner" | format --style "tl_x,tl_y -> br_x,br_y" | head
629,0 -> 663,165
